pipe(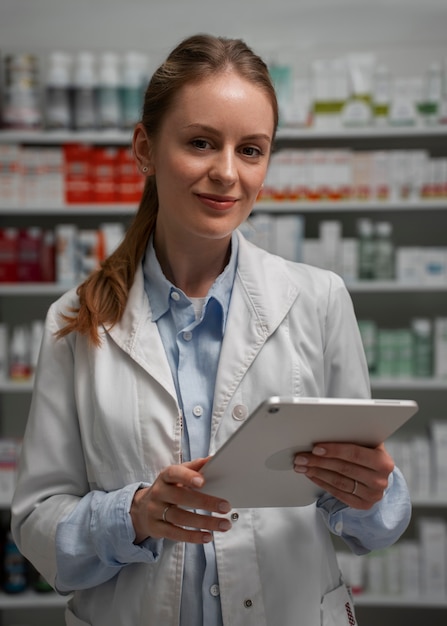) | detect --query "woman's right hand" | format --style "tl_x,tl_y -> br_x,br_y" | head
130,457 -> 232,544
